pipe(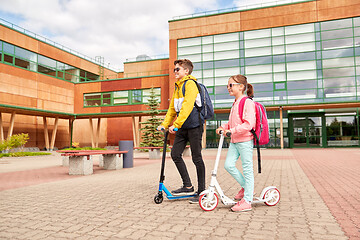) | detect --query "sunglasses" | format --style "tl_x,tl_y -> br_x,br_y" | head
227,83 -> 241,88
174,67 -> 181,72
